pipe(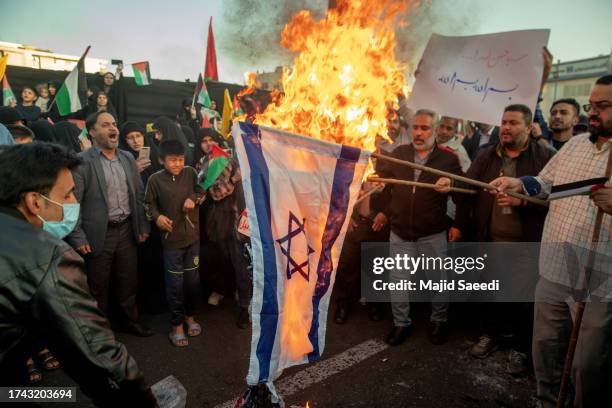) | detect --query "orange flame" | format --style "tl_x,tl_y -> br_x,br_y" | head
248,0 -> 411,154
243,0 -> 414,366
